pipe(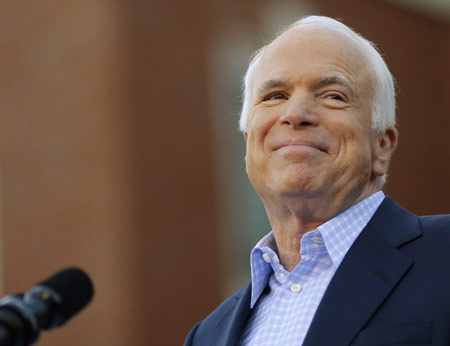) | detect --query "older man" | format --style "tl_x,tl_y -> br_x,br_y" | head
185,16 -> 450,346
